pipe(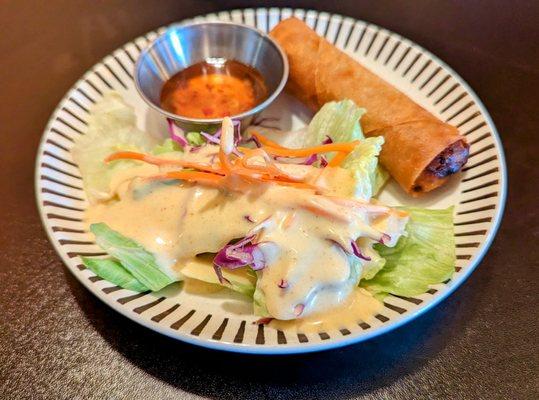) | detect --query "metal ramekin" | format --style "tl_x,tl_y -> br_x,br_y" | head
134,21 -> 289,132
